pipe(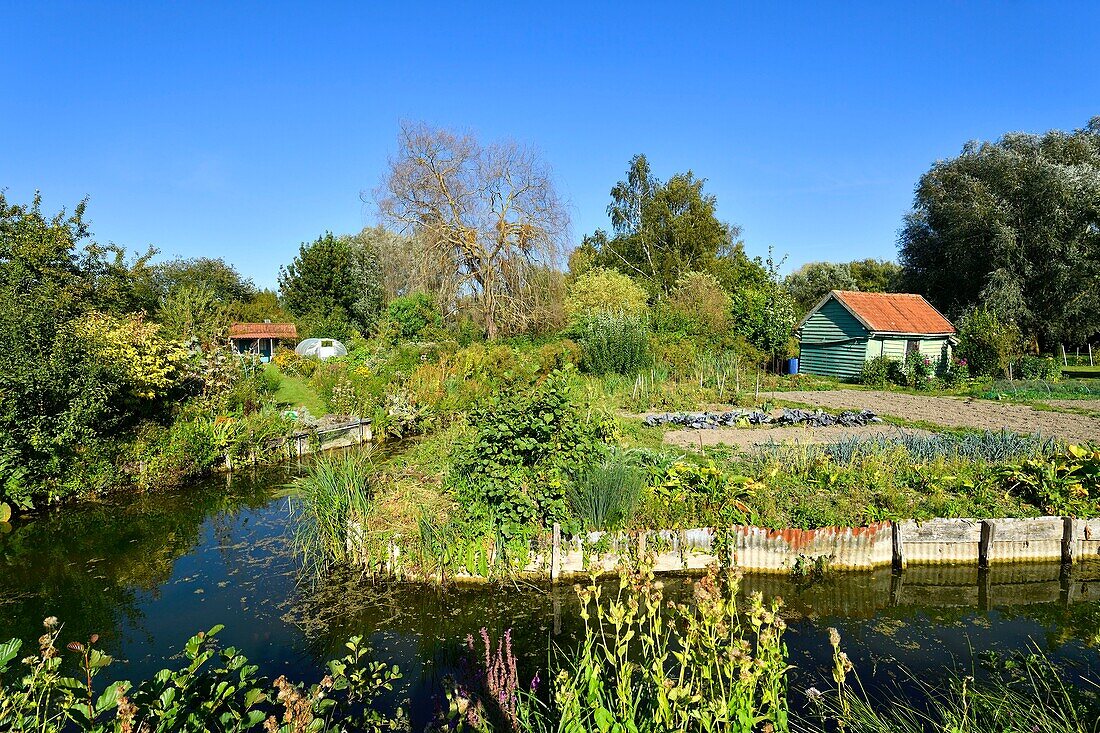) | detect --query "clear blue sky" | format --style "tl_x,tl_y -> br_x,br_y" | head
3,2 -> 1098,289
